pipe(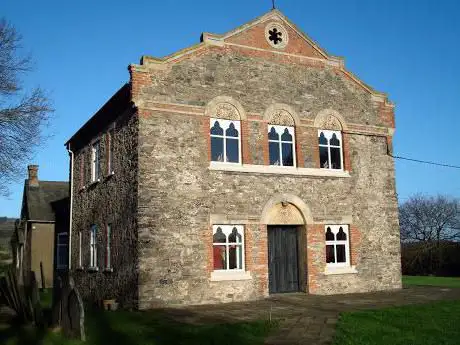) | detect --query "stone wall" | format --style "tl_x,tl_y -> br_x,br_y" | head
70,107 -> 139,308
134,45 -> 401,307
